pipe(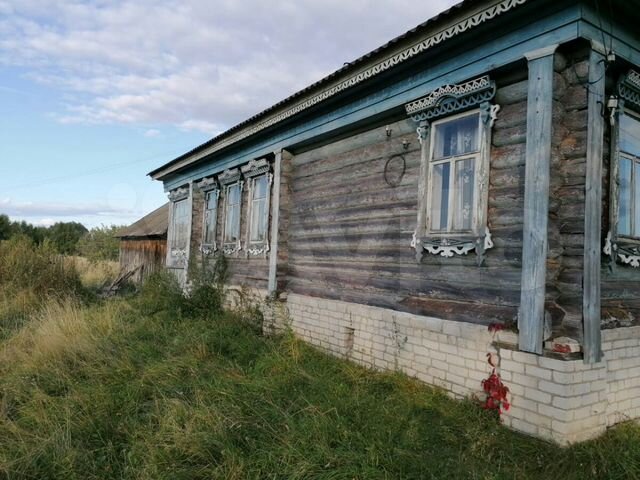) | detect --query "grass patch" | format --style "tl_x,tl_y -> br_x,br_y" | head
0,275 -> 640,479
0,251 -> 638,479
